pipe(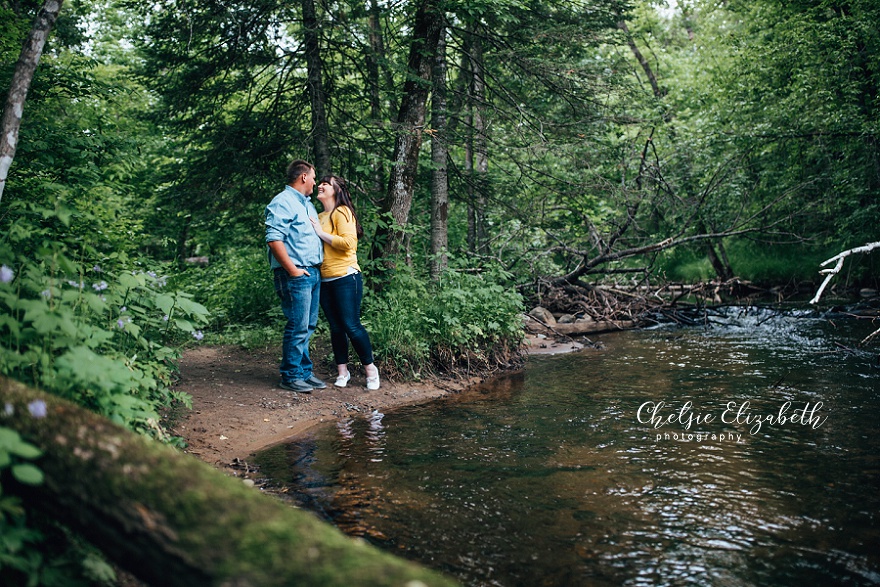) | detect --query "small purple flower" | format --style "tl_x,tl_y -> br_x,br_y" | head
27,400 -> 47,419
163,315 -> 169,322
0,265 -> 14,283
67,280 -> 84,288
93,281 -> 108,292
40,289 -> 51,298
192,330 -> 204,341
120,306 -> 127,313
4,403 -> 13,416
117,318 -> 125,329
147,271 -> 157,279
93,265 -> 103,273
